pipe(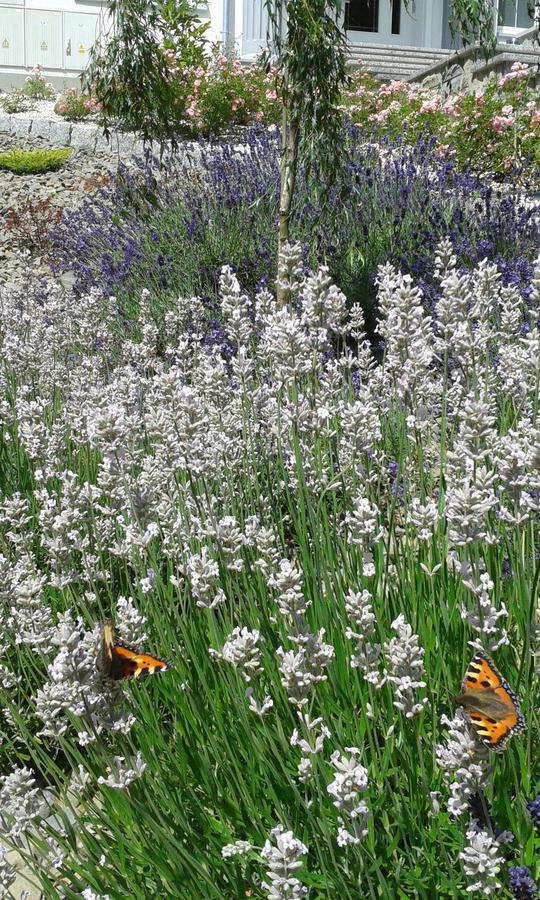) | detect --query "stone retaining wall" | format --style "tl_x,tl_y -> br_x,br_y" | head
0,112 -> 143,156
